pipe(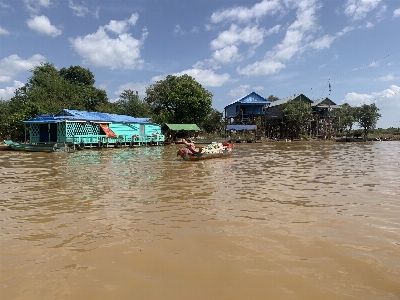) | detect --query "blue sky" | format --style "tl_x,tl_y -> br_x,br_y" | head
0,0 -> 399,128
